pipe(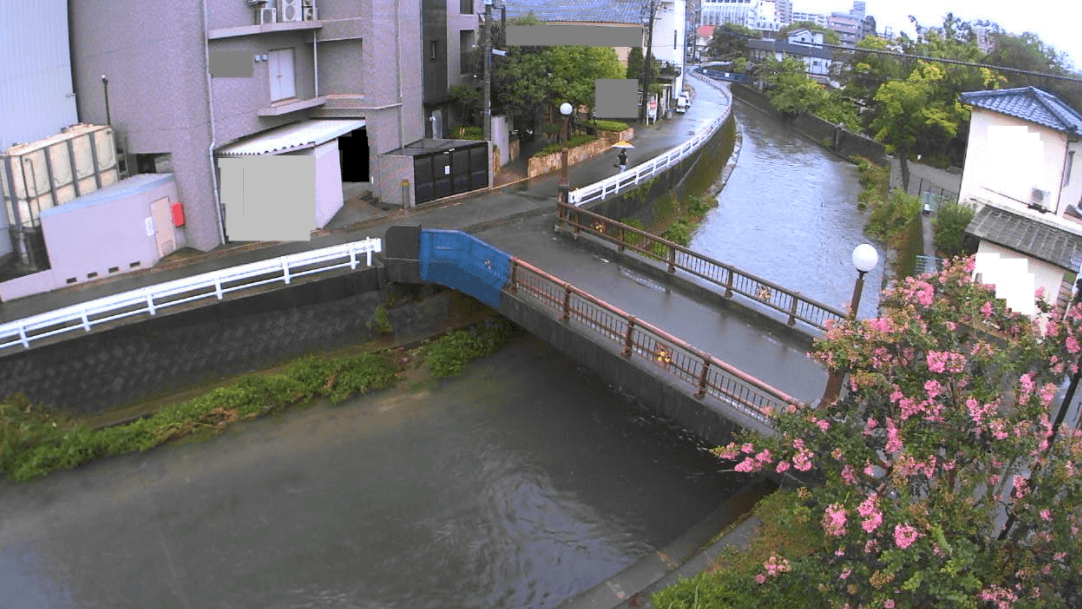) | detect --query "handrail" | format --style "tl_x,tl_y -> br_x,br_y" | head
567,73 -> 733,207
557,202 -> 847,331
0,237 -> 383,353
508,257 -> 803,427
